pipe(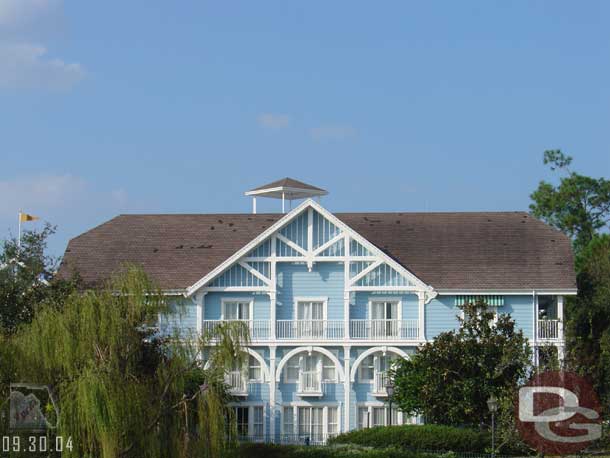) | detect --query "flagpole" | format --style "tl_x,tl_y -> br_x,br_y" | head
18,210 -> 22,252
